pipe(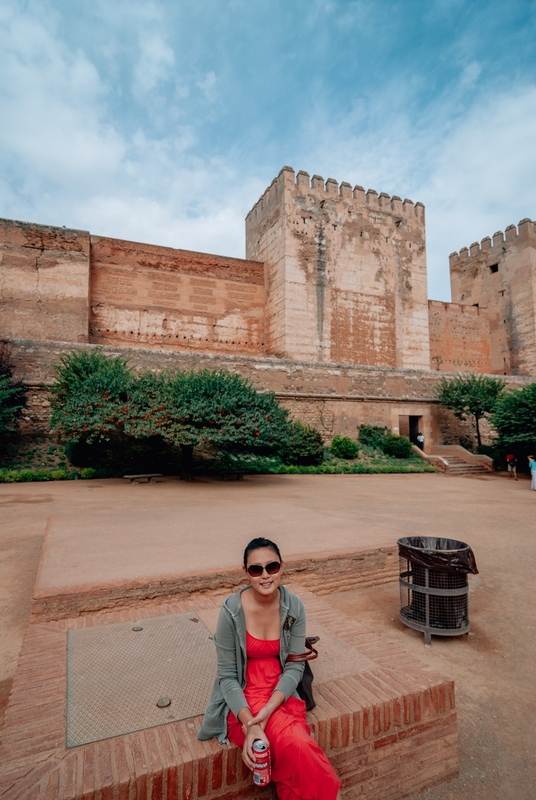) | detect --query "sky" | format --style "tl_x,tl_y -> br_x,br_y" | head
1,0 -> 535,301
